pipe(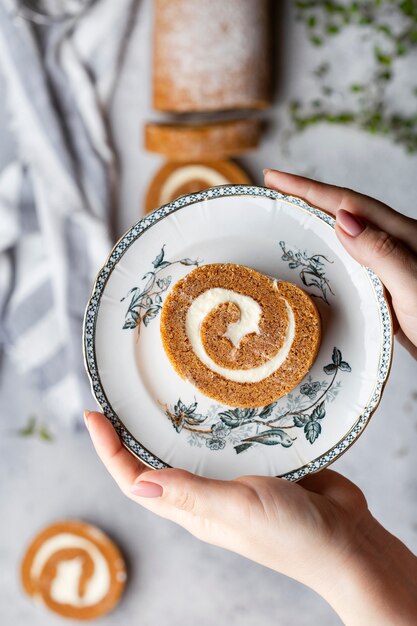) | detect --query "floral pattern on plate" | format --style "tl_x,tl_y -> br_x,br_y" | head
121,245 -> 199,331
83,184 -> 392,480
279,241 -> 334,304
163,347 -> 351,453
